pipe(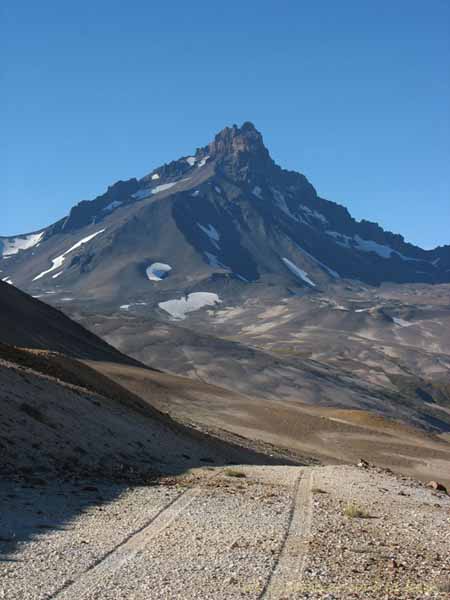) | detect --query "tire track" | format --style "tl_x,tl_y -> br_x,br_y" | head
261,467 -> 314,599
50,474 -> 218,599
